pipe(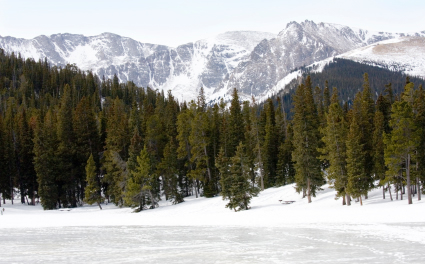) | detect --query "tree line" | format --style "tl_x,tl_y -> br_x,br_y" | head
0,49 -> 423,212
